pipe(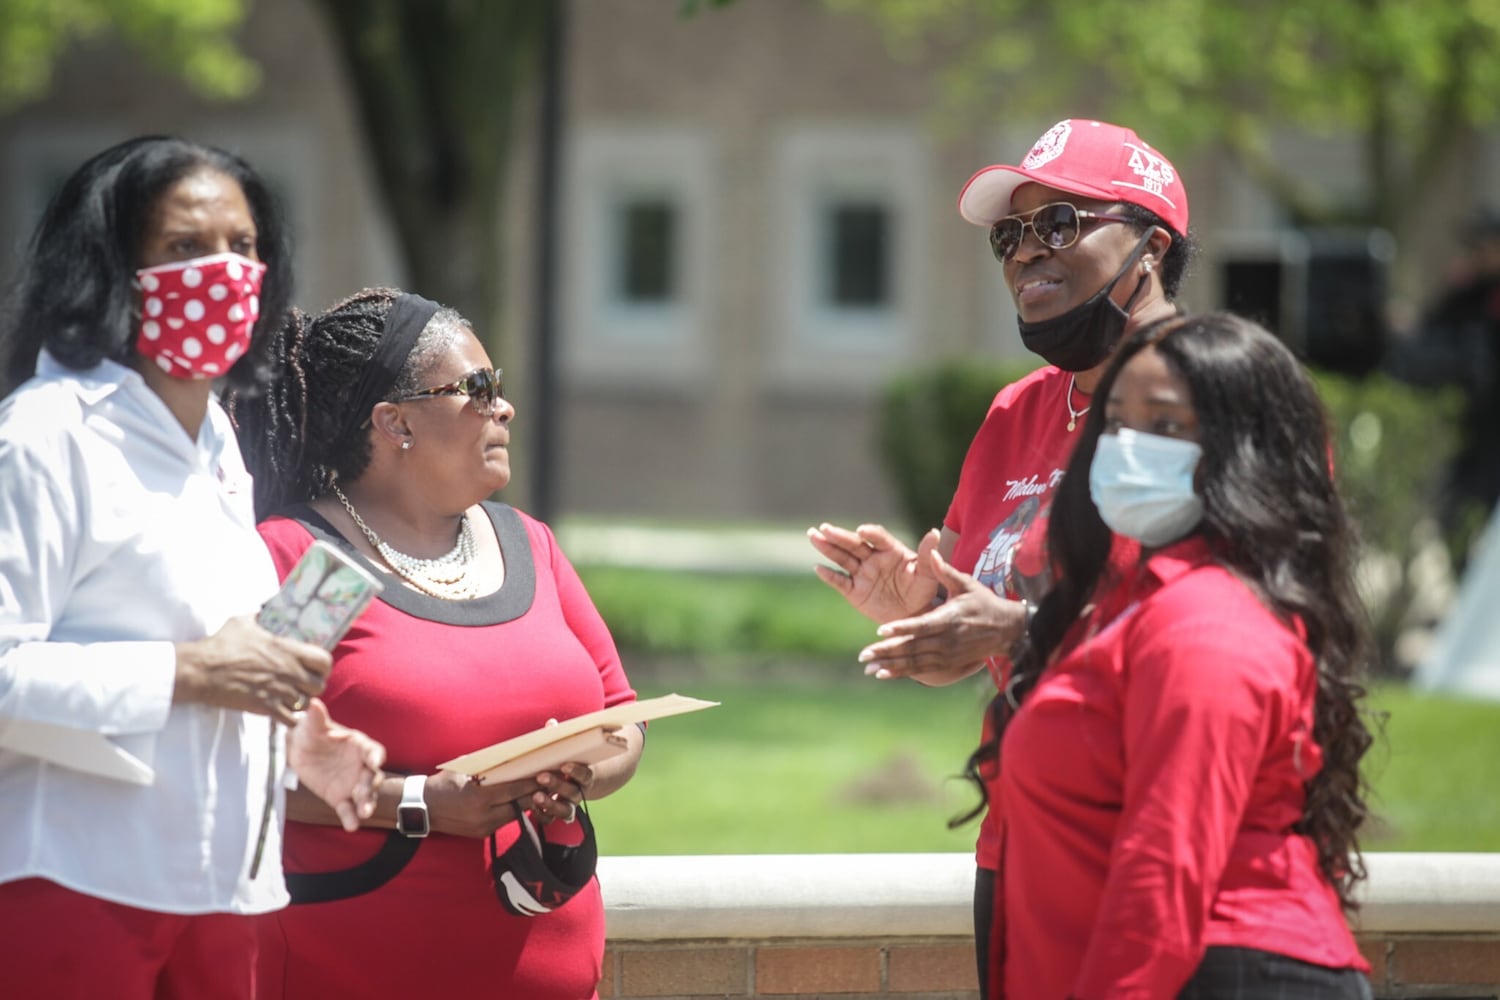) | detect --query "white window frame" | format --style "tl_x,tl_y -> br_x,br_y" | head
562,125 -> 713,384
769,125 -> 930,390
